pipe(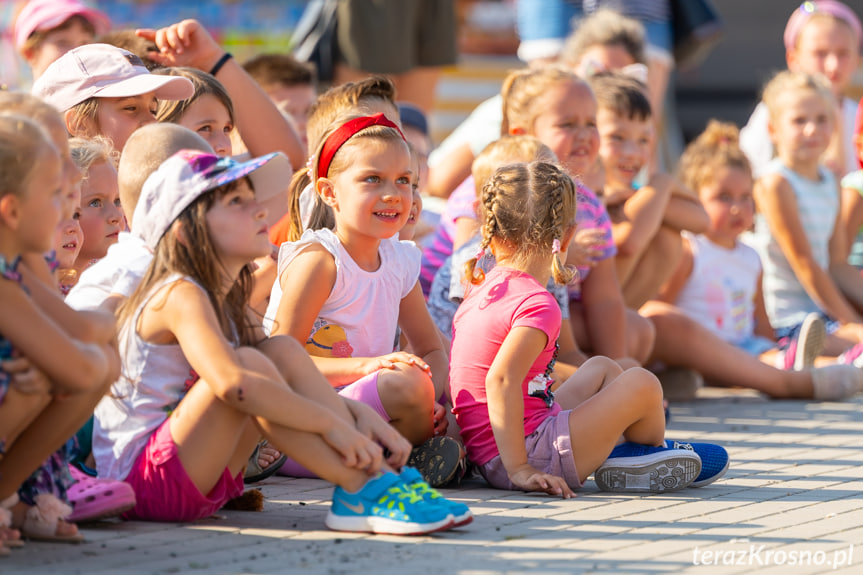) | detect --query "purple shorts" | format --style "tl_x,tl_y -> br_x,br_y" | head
479,409 -> 583,491
279,370 -> 388,478
122,418 -> 244,522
